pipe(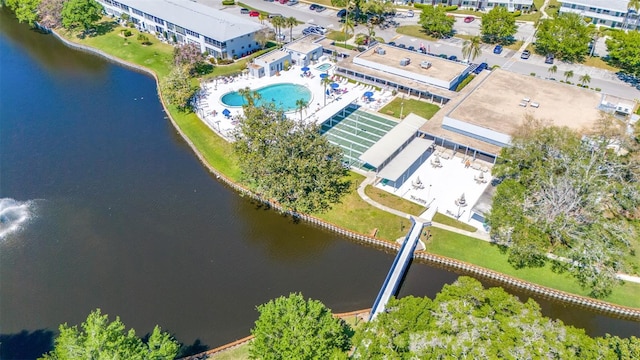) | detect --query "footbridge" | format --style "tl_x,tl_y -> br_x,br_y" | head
369,218 -> 426,320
